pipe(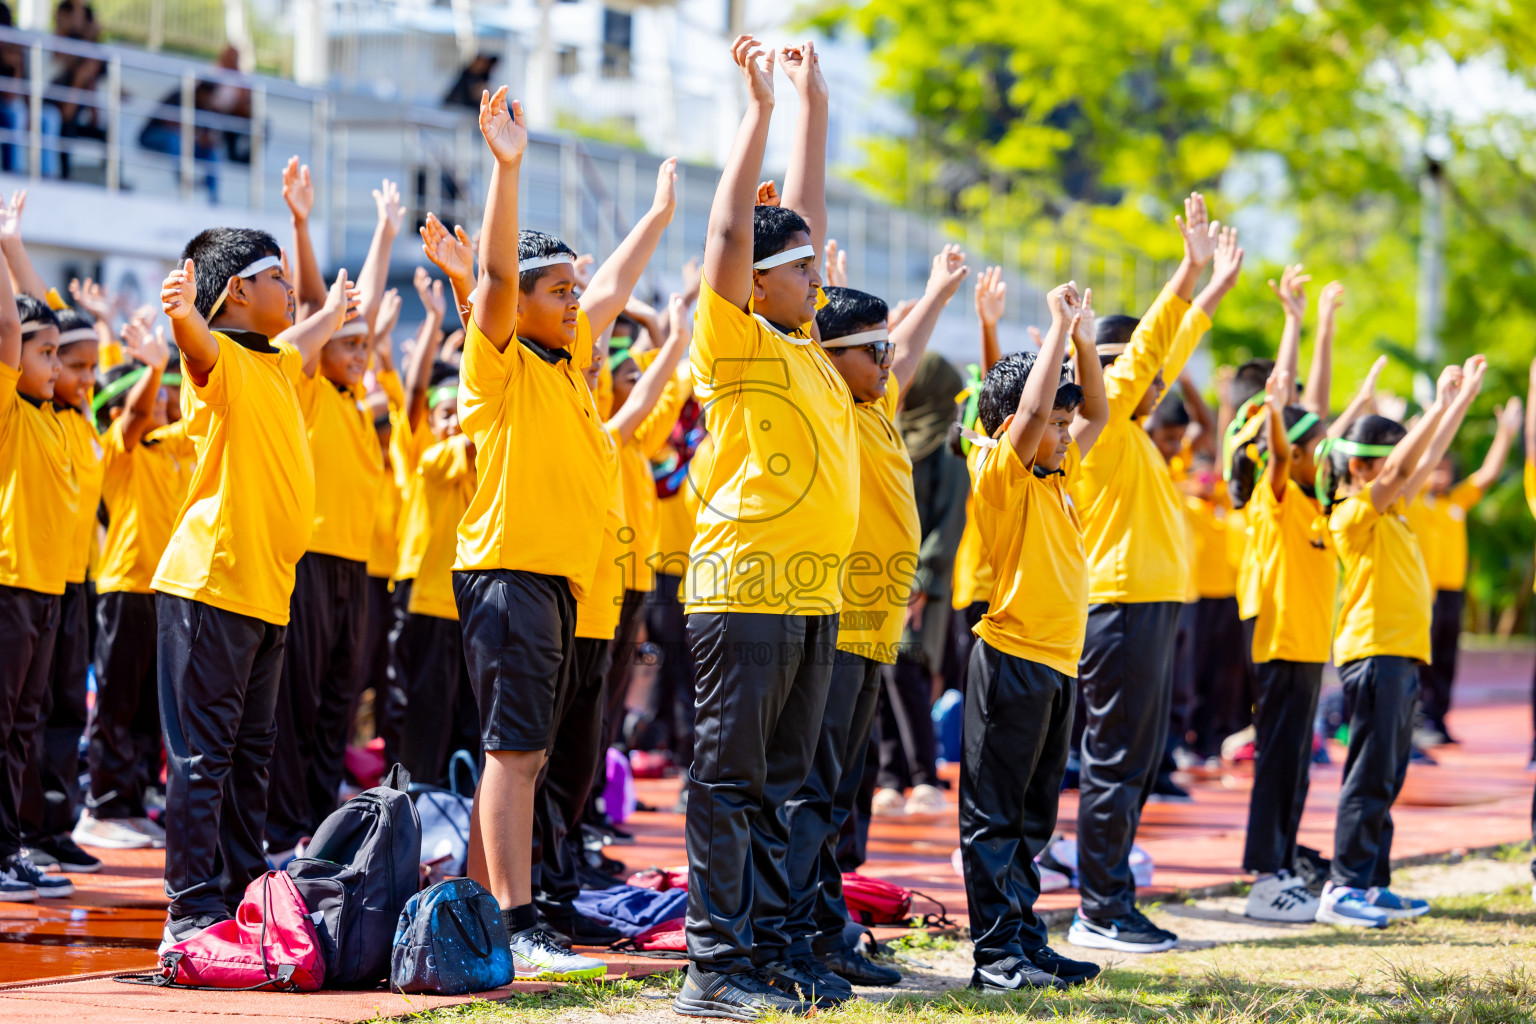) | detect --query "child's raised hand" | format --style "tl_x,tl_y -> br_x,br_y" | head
69,277 -> 113,323
823,239 -> 847,287
1265,366 -> 1292,406
572,253 -> 595,289
1435,363 -> 1464,405
1319,280 -> 1345,317
779,40 -> 827,101
682,256 -> 703,298
373,178 -> 405,234
1175,192 -> 1219,267
1267,263 -> 1310,320
1209,225 -> 1244,290
1073,287 -> 1097,345
124,322 -> 170,371
1497,397 -> 1523,433
1461,354 -> 1487,397
1215,364 -> 1235,404
887,297 -> 917,329
974,266 -> 1007,327
282,157 -> 314,221
478,86 -> 527,165
756,180 -> 780,207
926,243 -> 969,300
0,189 -> 25,241
161,260 -> 197,321
652,157 -> 679,216
1361,355 -> 1388,397
377,287 -> 403,338
666,293 -> 692,347
419,213 -> 474,282
325,268 -> 362,327
730,35 -> 775,108
1045,282 -> 1075,325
